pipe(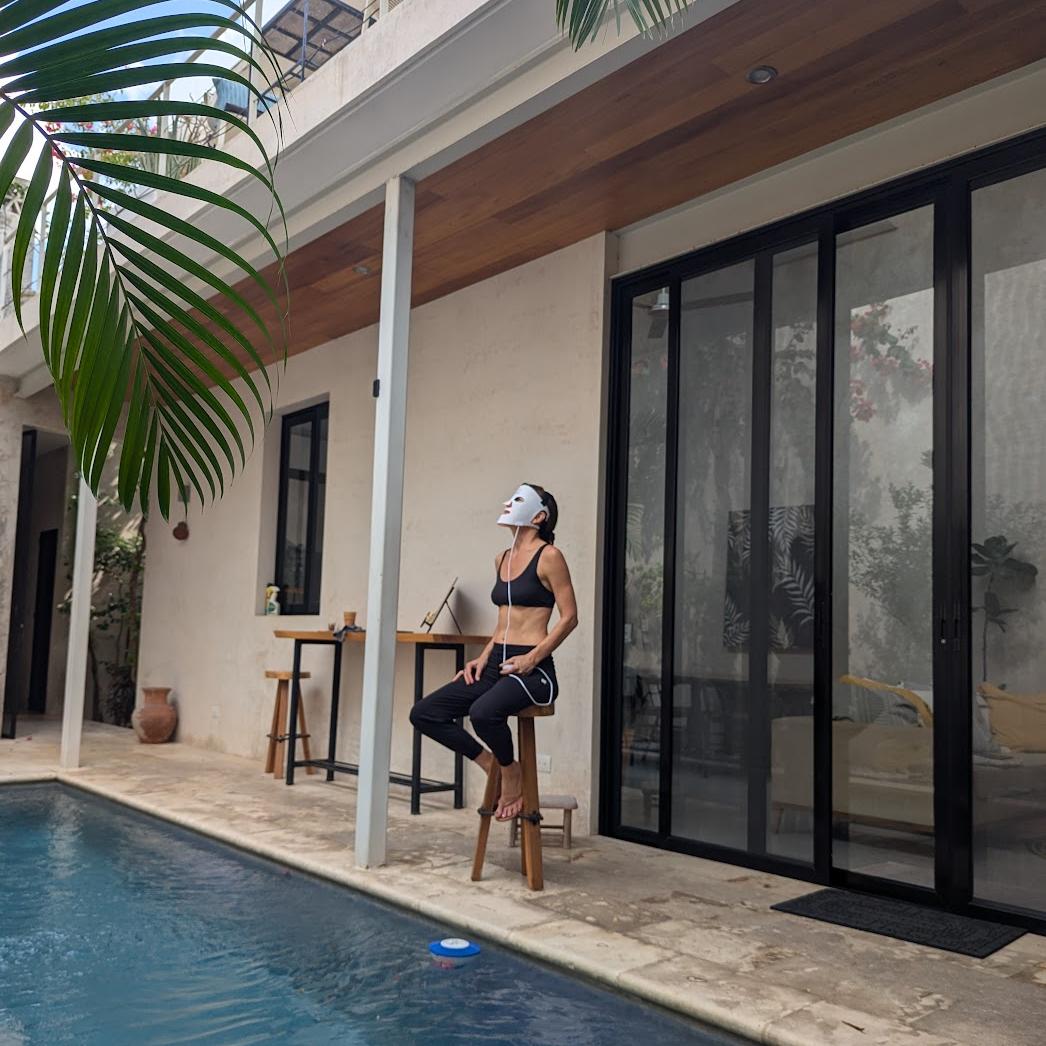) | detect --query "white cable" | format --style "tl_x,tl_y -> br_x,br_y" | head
502,526 -> 519,669
502,528 -> 553,706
